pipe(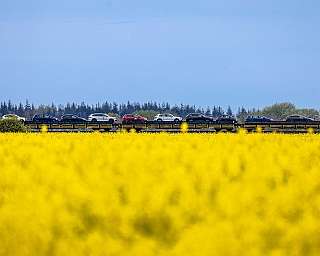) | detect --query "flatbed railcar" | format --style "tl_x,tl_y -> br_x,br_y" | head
24,120 -> 236,133
24,120 -> 320,133
241,121 -> 320,133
